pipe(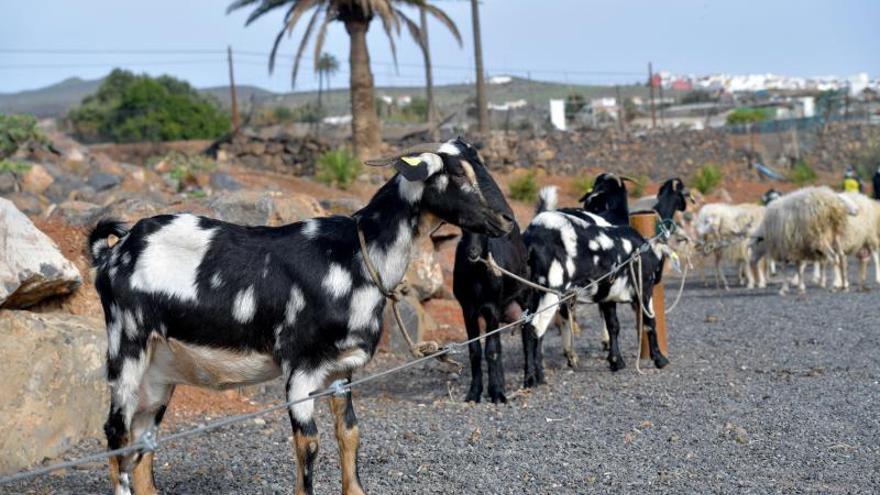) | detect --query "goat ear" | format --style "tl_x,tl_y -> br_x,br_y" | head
578,190 -> 597,203
364,153 -> 441,181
